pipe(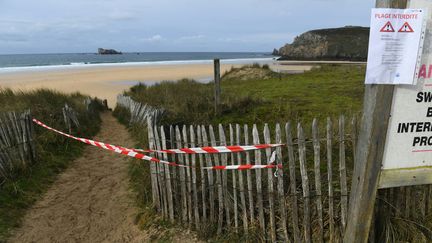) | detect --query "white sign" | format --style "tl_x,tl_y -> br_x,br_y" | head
380,1 -> 432,188
365,8 -> 425,85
